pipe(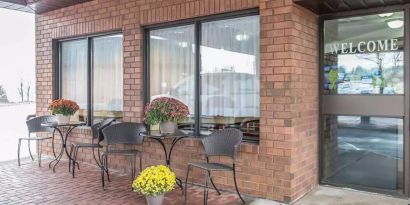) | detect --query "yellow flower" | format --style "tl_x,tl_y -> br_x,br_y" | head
132,165 -> 176,196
